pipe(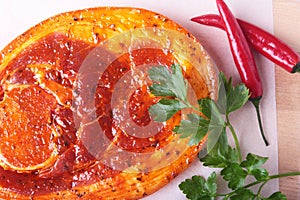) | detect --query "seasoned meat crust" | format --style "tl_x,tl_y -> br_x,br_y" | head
0,7 -> 215,199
